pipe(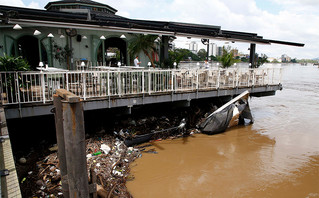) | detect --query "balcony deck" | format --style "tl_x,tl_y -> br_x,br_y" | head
0,67 -> 282,119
